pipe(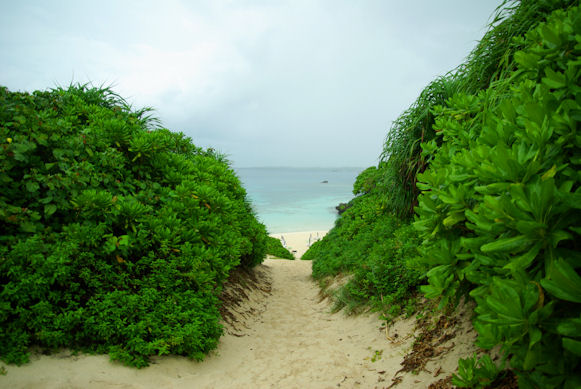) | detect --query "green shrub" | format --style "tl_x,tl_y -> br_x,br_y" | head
303,167 -> 424,317
329,222 -> 423,316
416,5 -> 581,386
452,354 -> 501,388
379,0 -> 577,220
0,85 -> 267,367
305,1 -> 580,385
352,165 -> 380,195
265,236 -> 294,260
